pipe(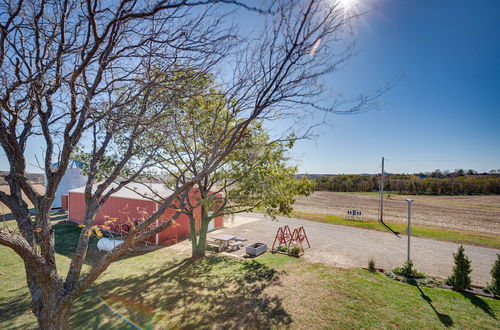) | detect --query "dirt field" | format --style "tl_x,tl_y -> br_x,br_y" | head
293,192 -> 500,235
0,184 -> 45,215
